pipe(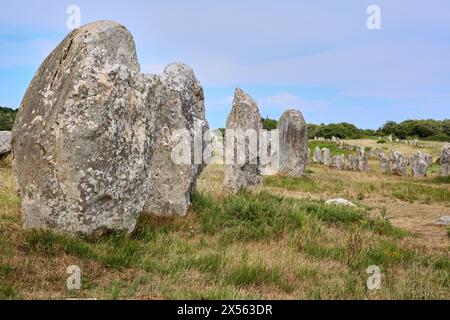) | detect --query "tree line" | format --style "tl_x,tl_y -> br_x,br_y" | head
0,107 -> 17,131
1,107 -> 449,142
262,117 -> 450,142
